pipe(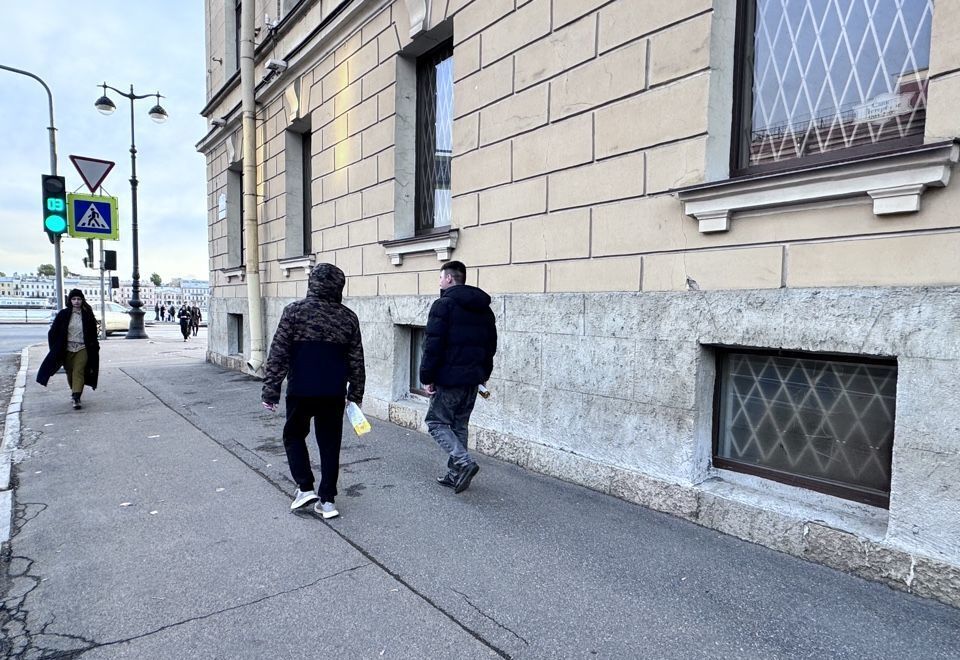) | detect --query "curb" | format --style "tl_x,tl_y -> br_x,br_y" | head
0,346 -> 30,543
